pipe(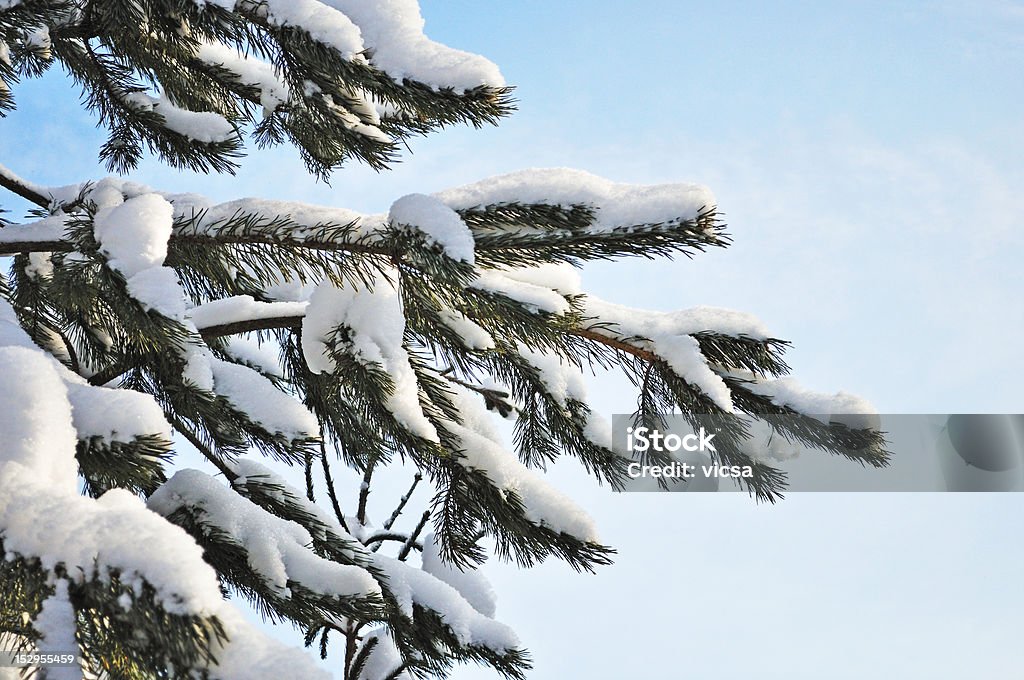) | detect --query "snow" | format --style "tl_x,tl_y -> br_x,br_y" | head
444,388 -> 600,543
223,336 -> 284,377
0,213 -> 68,244
170,195 -> 378,238
25,251 -> 53,279
389,193 -> 475,263
92,192 -> 189,319
210,605 -> 333,680
196,41 -> 290,113
323,0 -> 505,90
192,0 -> 504,92
26,25 -> 51,60
262,0 -> 364,59
582,411 -> 614,450
33,580 -> 82,680
0,474 -> 224,615
65,382 -> 173,445
516,345 -> 586,407
421,533 -> 497,617
188,295 -> 307,330
472,270 -> 570,315
500,263 -> 582,296
228,458 -> 366,550
209,357 -> 319,440
93,193 -> 173,277
318,93 -> 392,143
182,345 -> 215,391
586,297 -> 772,340
581,296 -> 780,412
435,168 -> 715,230
744,377 -> 877,421
355,629 -> 406,680
125,266 -> 187,320
374,555 -> 517,651
437,307 -> 494,350
124,92 -> 237,144
0,162 -> 48,200
0,347 -> 79,490
148,469 -> 381,600
302,279 -> 438,441
2,299 -> 173,446
1,304 -> 332,677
